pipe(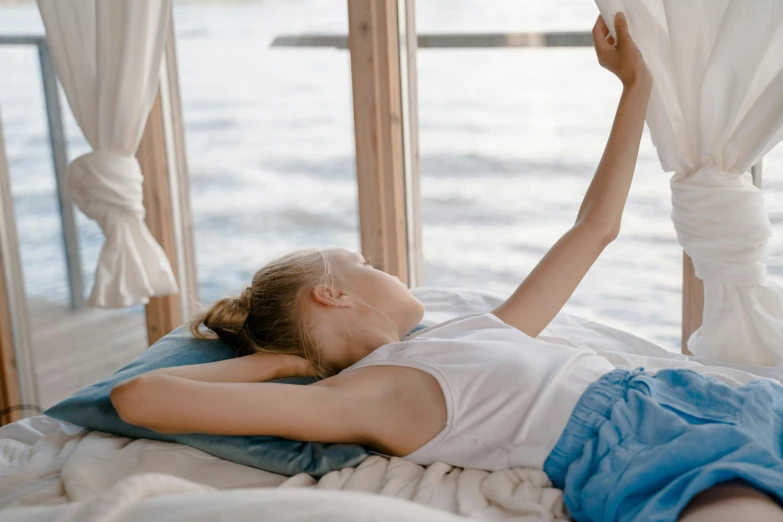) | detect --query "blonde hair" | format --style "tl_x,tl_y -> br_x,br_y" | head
189,248 -> 338,379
